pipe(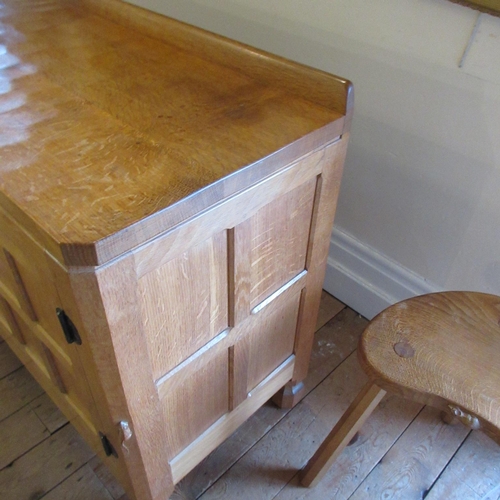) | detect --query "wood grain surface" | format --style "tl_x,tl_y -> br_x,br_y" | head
359,292 -> 500,432
0,366 -> 44,421
0,0 -> 351,266
425,430 -> 500,500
